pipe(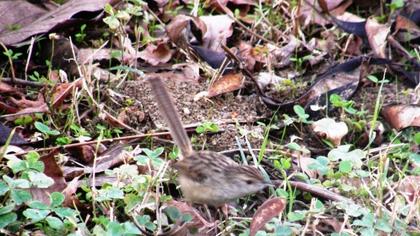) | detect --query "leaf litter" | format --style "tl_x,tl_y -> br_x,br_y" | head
0,0 -> 419,235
